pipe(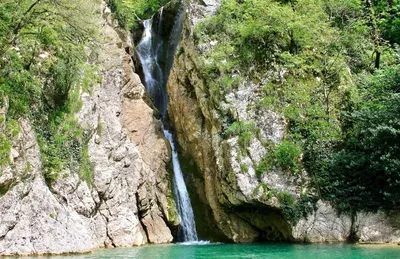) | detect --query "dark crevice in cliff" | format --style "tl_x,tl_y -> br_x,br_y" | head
135,0 -> 206,243
135,192 -> 150,243
96,191 -> 117,247
103,215 -> 116,248
177,151 -> 230,242
134,0 -> 185,118
232,205 -> 293,242
90,191 -> 103,218
0,222 -> 17,241
347,212 -> 360,243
